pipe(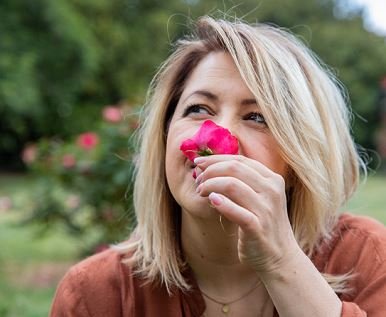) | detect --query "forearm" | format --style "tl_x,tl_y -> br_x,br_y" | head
259,246 -> 342,317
